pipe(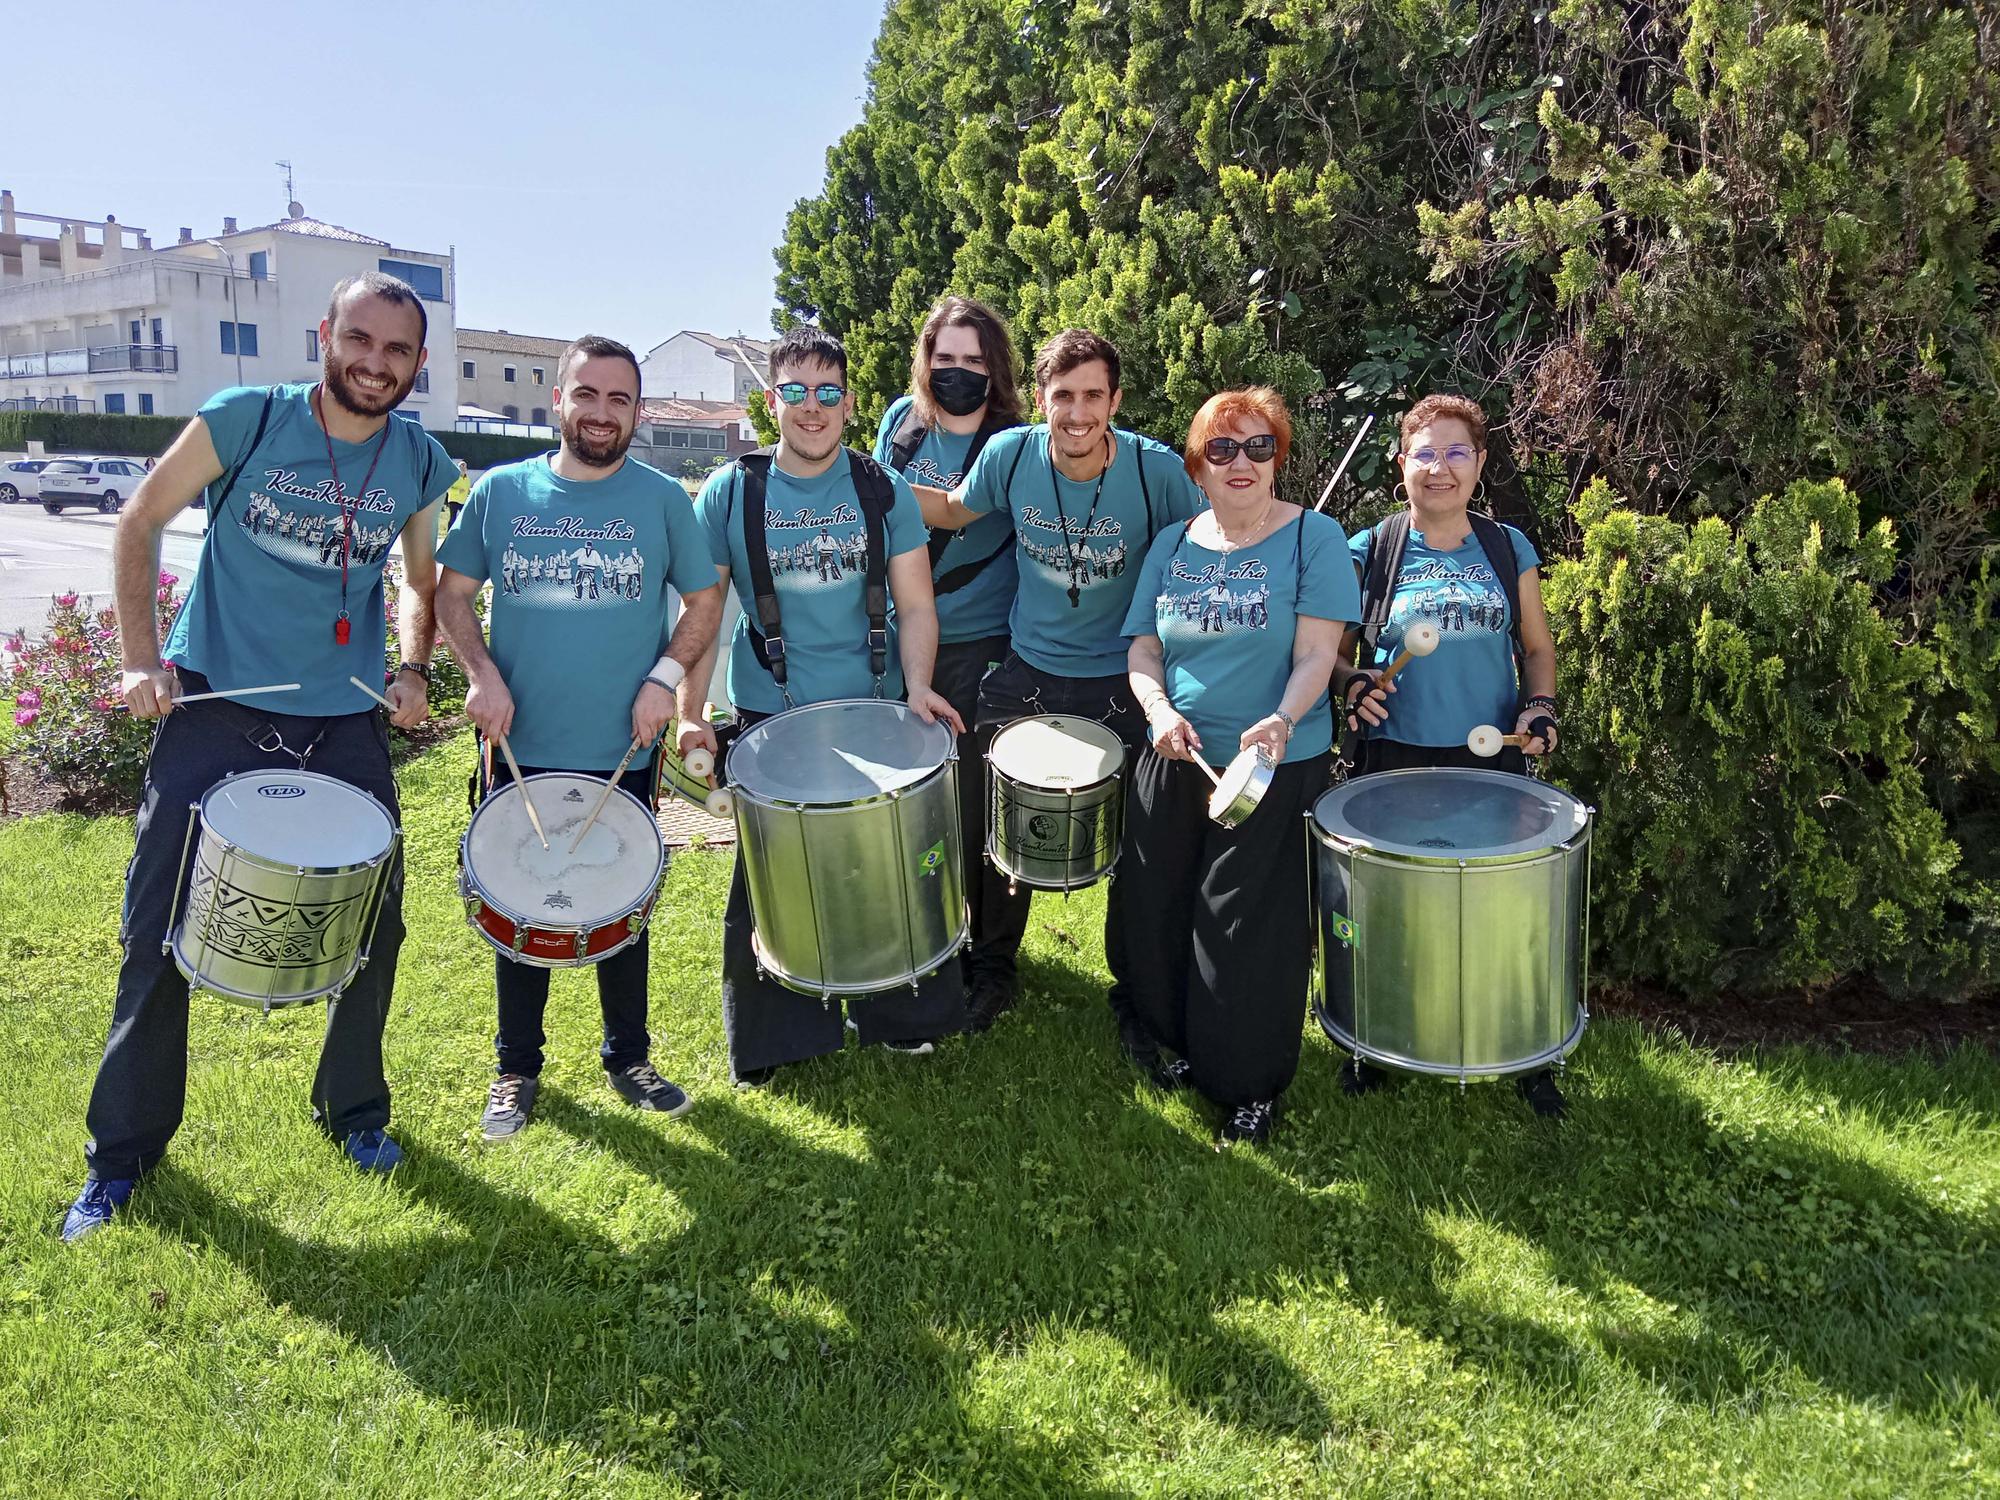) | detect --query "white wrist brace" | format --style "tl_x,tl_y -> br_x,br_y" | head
646,656 -> 686,691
